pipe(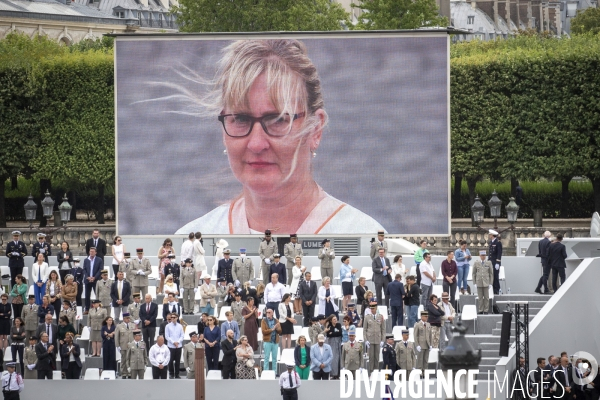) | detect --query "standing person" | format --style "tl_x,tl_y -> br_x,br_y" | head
363,299 -> 386,375
157,239 -> 175,295
45,271 -> 62,319
130,248 -> 152,299
149,336 -> 170,379
24,336 -> 38,380
21,296 -> 38,343
441,250 -> 458,306
183,332 -> 201,379
232,248 -> 254,288
127,294 -> 141,328
261,309 -> 282,373
111,236 -> 125,279
308,316 -> 325,345
180,233 -> 195,266
414,240 -> 428,287
221,329 -> 238,379
318,239 -> 335,281
391,255 -> 407,285
242,297 -> 259,351
61,277 -> 77,309
221,311 -> 240,341
386,274 -> 406,327
119,252 -> 133,289
280,363 -> 301,400
265,273 -> 286,319
269,254 -> 287,286
372,248 -> 391,308
231,292 -> 246,336
163,255 -> 181,292
454,240 -> 472,295
56,241 -> 73,284
318,277 -> 339,319
96,270 -> 113,316
213,239 -> 228,275
83,248 -> 103,314
199,276 -> 217,316
163,293 -> 181,319
165,313 -> 184,379
235,335 -> 256,379
125,330 -> 148,380
339,256 -> 358,311
60,332 -> 82,380
323,315 -> 342,379
203,316 -> 221,370
101,317 -> 117,371
193,232 -> 207,281
59,301 -> 76,326
87,300 -> 106,357
57,315 -> 76,347
355,277 -> 367,316
140,294 -> 158,349
382,334 -> 398,376
439,292 -> 456,352
70,258 -> 84,307
279,294 -> 296,350
85,229 -> 107,260
547,233 -> 568,293
36,315 -> 57,352
395,330 -> 416,373
32,233 -> 50,265
290,257 -> 306,315
31,254 -> 49,306
341,327 -> 362,378
419,253 -> 436,307
36,296 -> 53,324
180,258 -> 198,315
310,334 -> 332,380
2,362 -> 23,398
0,294 -> 11,355
298,272 -> 317,327
259,230 -> 278,283
6,231 -> 27,290
115,313 -> 135,378
426,295 -> 444,349
414,311 -> 431,374
35,332 -> 55,379
10,275 -> 27,321
488,229 -> 503,295
284,234 -> 303,286
472,251 -> 494,315
346,304 -> 360,328
10,318 -> 26,375
294,335 -> 311,380
370,230 -> 388,259
535,231 -> 552,294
